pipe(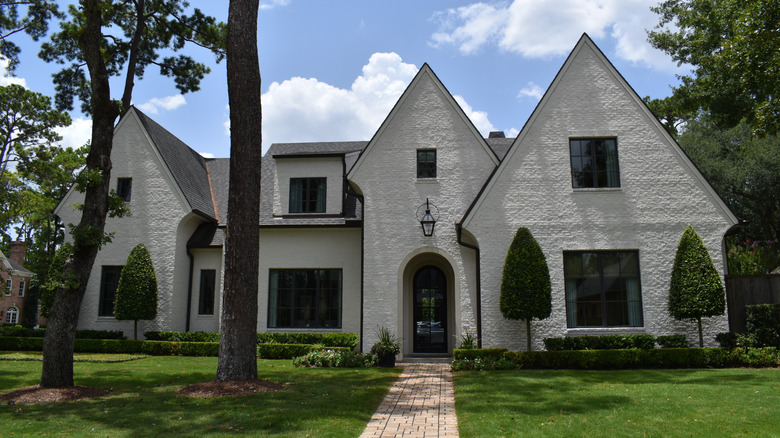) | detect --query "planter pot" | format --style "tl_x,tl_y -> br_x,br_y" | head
378,354 -> 396,368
